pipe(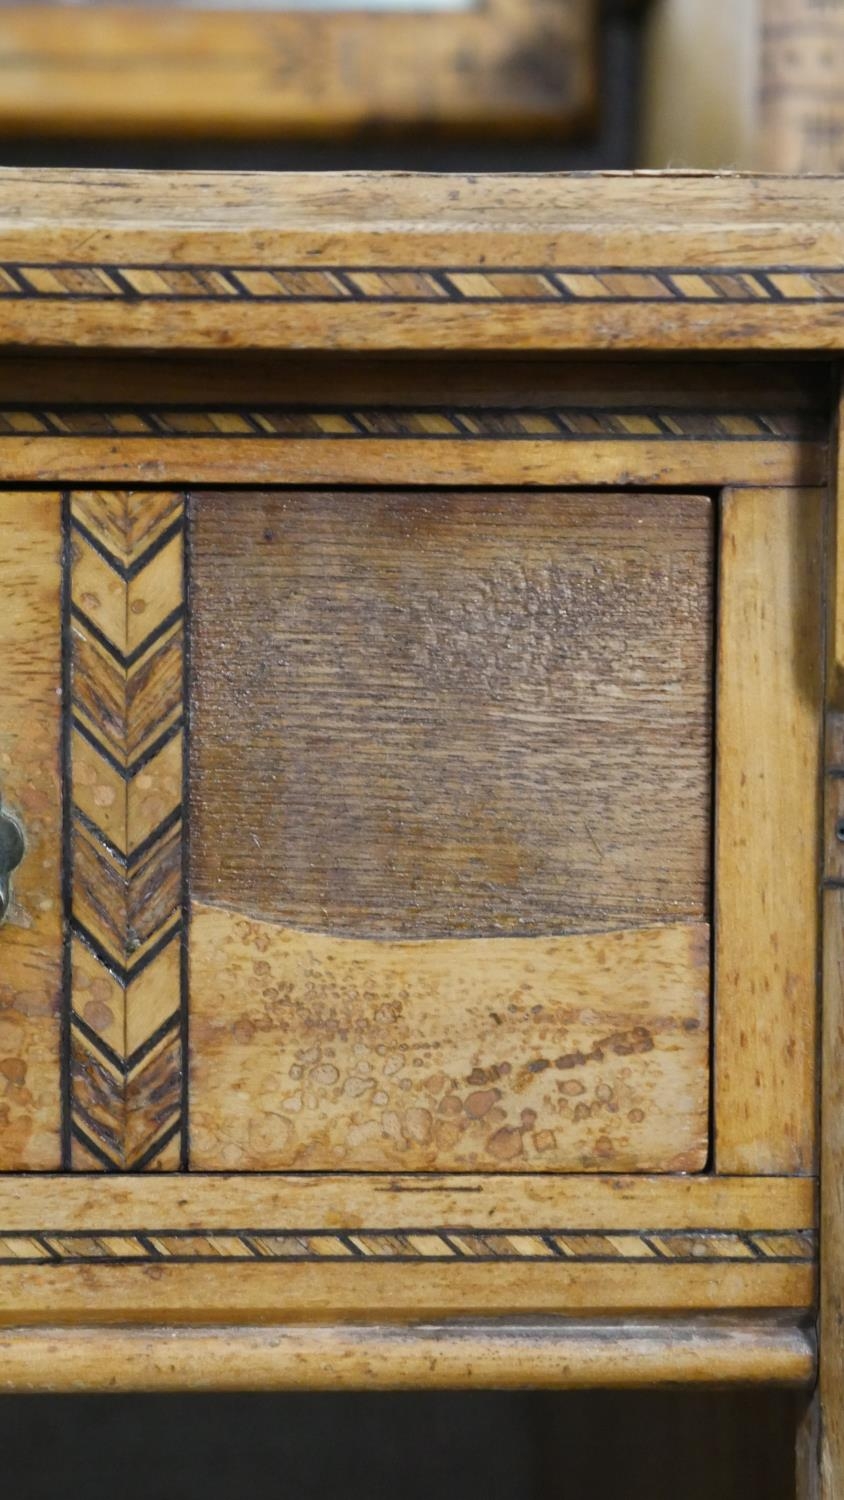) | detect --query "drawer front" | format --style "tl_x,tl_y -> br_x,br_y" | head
1,485 -> 713,1176
186,488 -> 713,1174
